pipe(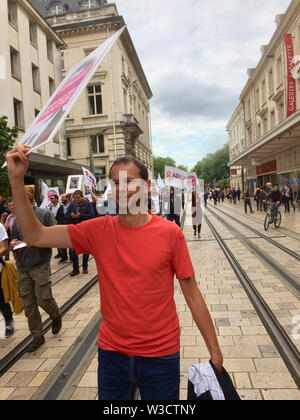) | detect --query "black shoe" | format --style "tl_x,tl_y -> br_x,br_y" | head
27,336 -> 45,353
58,259 -> 68,264
54,254 -> 60,259
52,314 -> 62,335
5,320 -> 15,338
